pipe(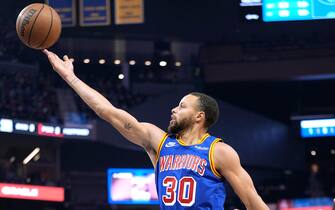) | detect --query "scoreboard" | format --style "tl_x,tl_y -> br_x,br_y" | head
239,0 -> 335,22
263,0 -> 335,21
